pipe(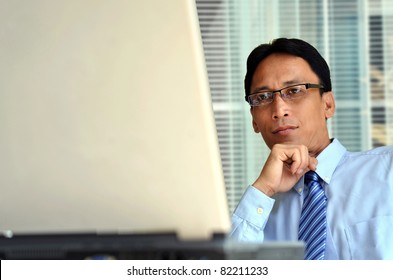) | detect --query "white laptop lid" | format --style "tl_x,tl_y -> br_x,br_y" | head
0,0 -> 230,240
